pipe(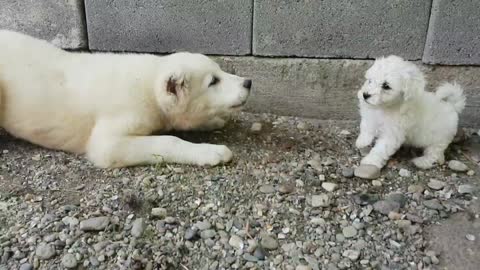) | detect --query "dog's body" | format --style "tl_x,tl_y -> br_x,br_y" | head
0,30 -> 251,168
356,55 -> 465,169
